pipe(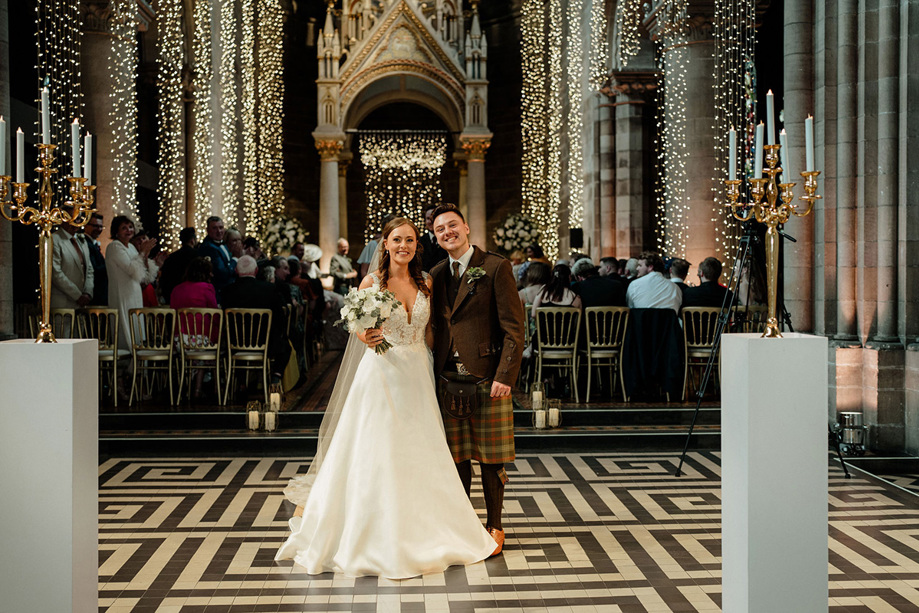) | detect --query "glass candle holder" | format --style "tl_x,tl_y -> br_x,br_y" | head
268,383 -> 283,412
246,400 -> 261,431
